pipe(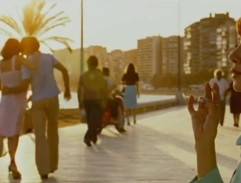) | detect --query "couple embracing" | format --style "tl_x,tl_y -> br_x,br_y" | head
0,37 -> 71,180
